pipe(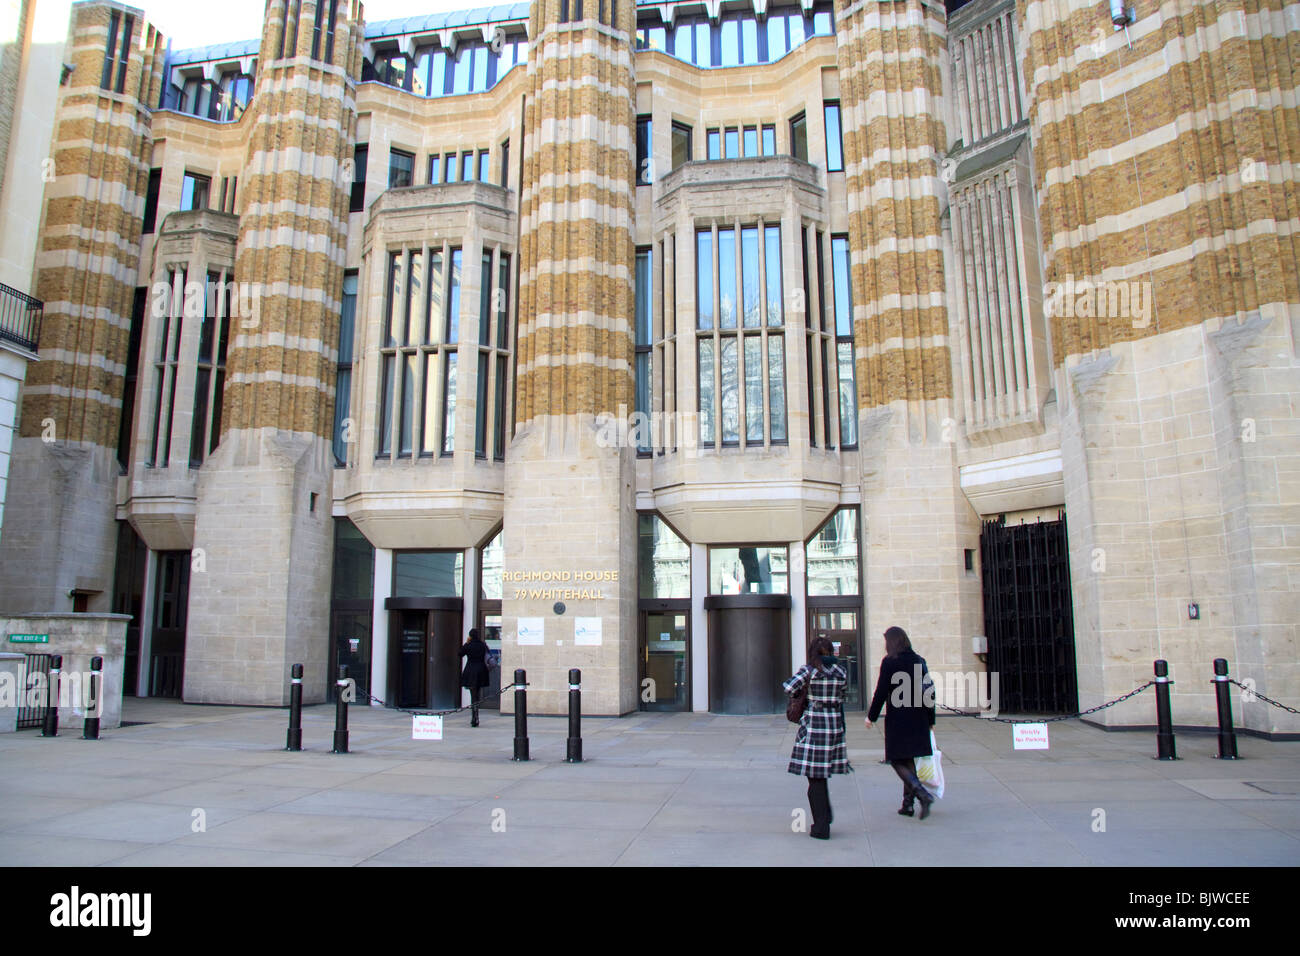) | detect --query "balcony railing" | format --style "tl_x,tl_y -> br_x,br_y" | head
0,281 -> 42,354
